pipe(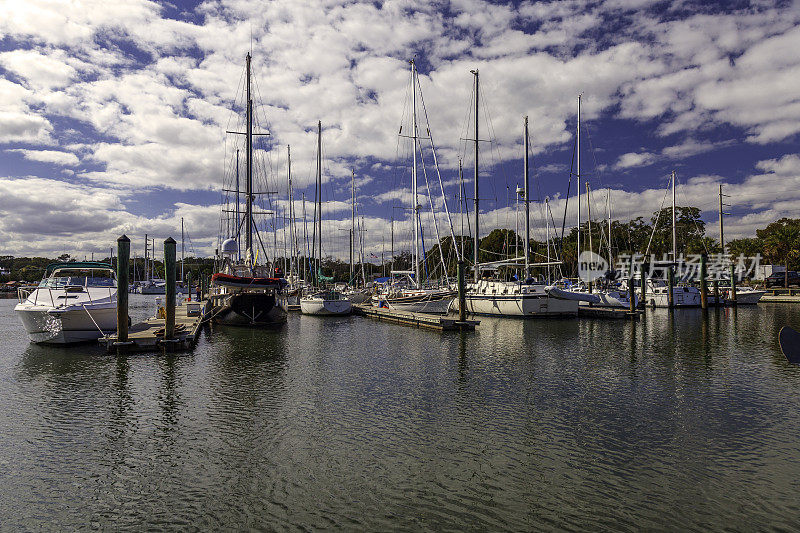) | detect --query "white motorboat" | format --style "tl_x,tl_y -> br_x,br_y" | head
300,290 -> 352,315
643,279 -> 701,308
14,262 -> 117,344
